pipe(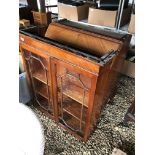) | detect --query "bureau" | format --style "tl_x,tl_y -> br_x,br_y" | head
19,20 -> 131,141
